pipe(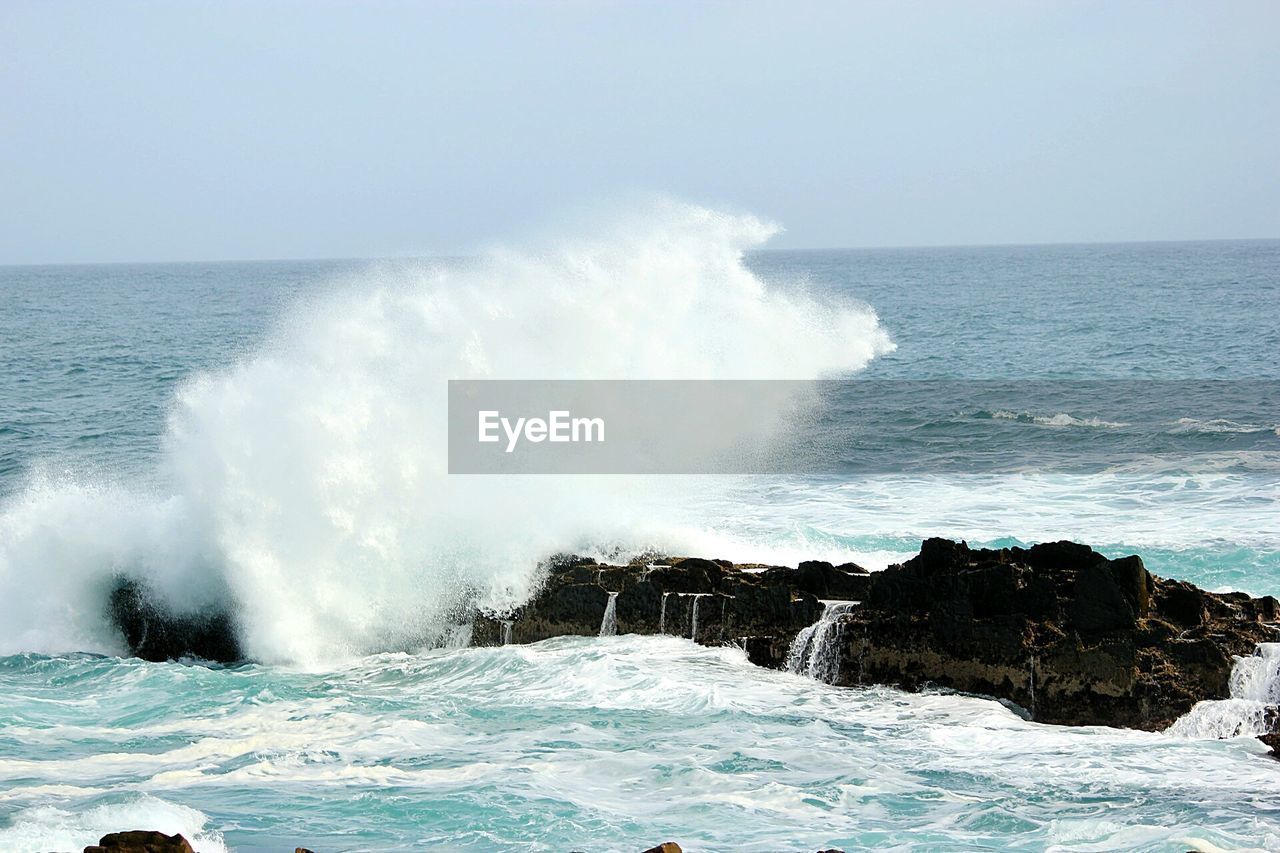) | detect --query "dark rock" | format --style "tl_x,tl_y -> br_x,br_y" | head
838,540 -> 1275,729
108,578 -> 241,663
1108,554 -> 1152,615
787,560 -> 871,600
102,536 -> 1277,736
474,538 -> 1278,732
1259,732 -> 1280,759
1156,581 -> 1207,627
84,830 -> 195,853
1069,561 -> 1139,633
639,844 -> 682,853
